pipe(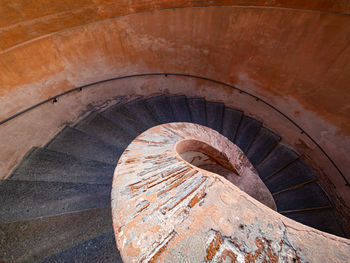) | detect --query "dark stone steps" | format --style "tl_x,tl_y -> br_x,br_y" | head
144,95 -> 176,123
101,103 -> 148,138
264,159 -> 317,194
234,115 -> 262,153
246,127 -> 281,166
122,97 -> 159,128
0,180 -> 111,223
0,206 -> 113,263
206,101 -> 224,133
0,94 -> 346,262
8,147 -> 114,184
187,97 -> 206,126
38,231 -> 122,263
221,108 -> 243,143
282,208 -> 346,238
169,95 -> 192,122
256,143 -> 300,180
74,112 -> 133,149
45,126 -> 123,165
274,181 -> 332,212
